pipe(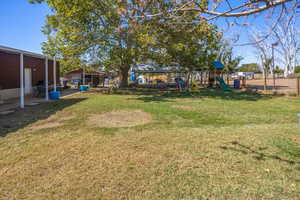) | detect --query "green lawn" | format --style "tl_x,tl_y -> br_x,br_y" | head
0,89 -> 300,200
